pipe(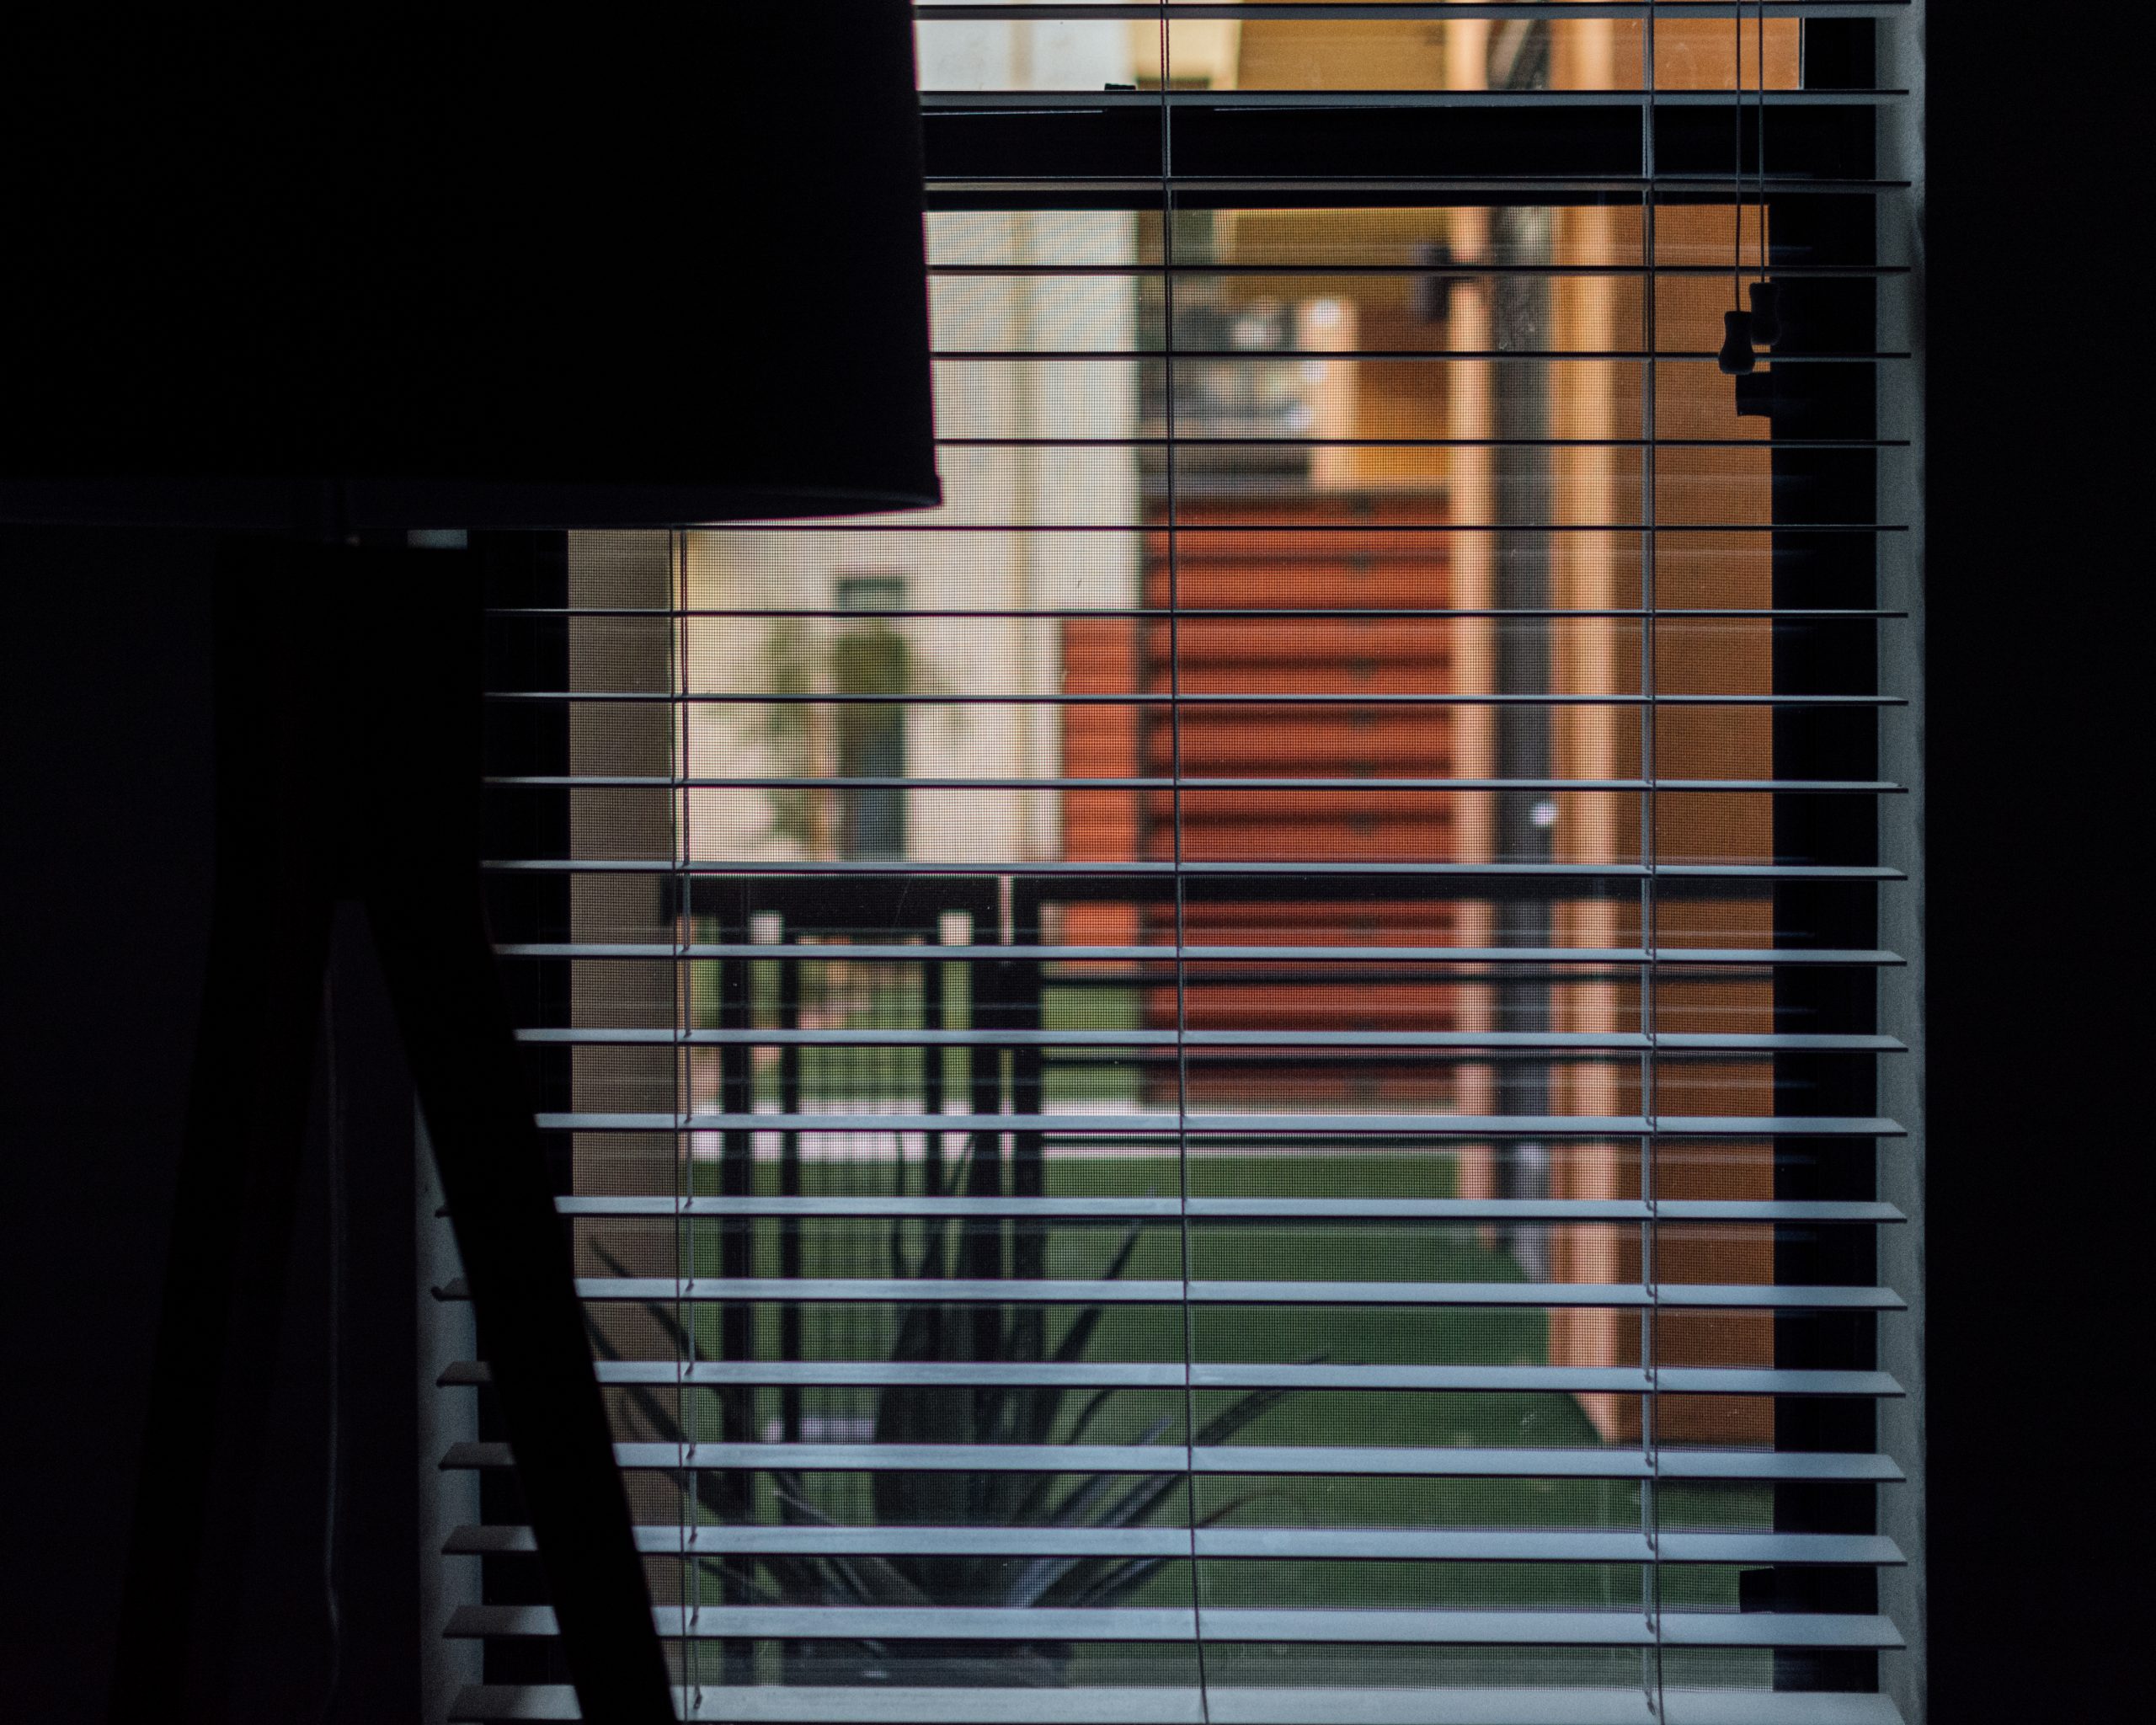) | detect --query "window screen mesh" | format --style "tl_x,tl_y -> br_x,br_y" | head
450,6 -> 1915,1721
